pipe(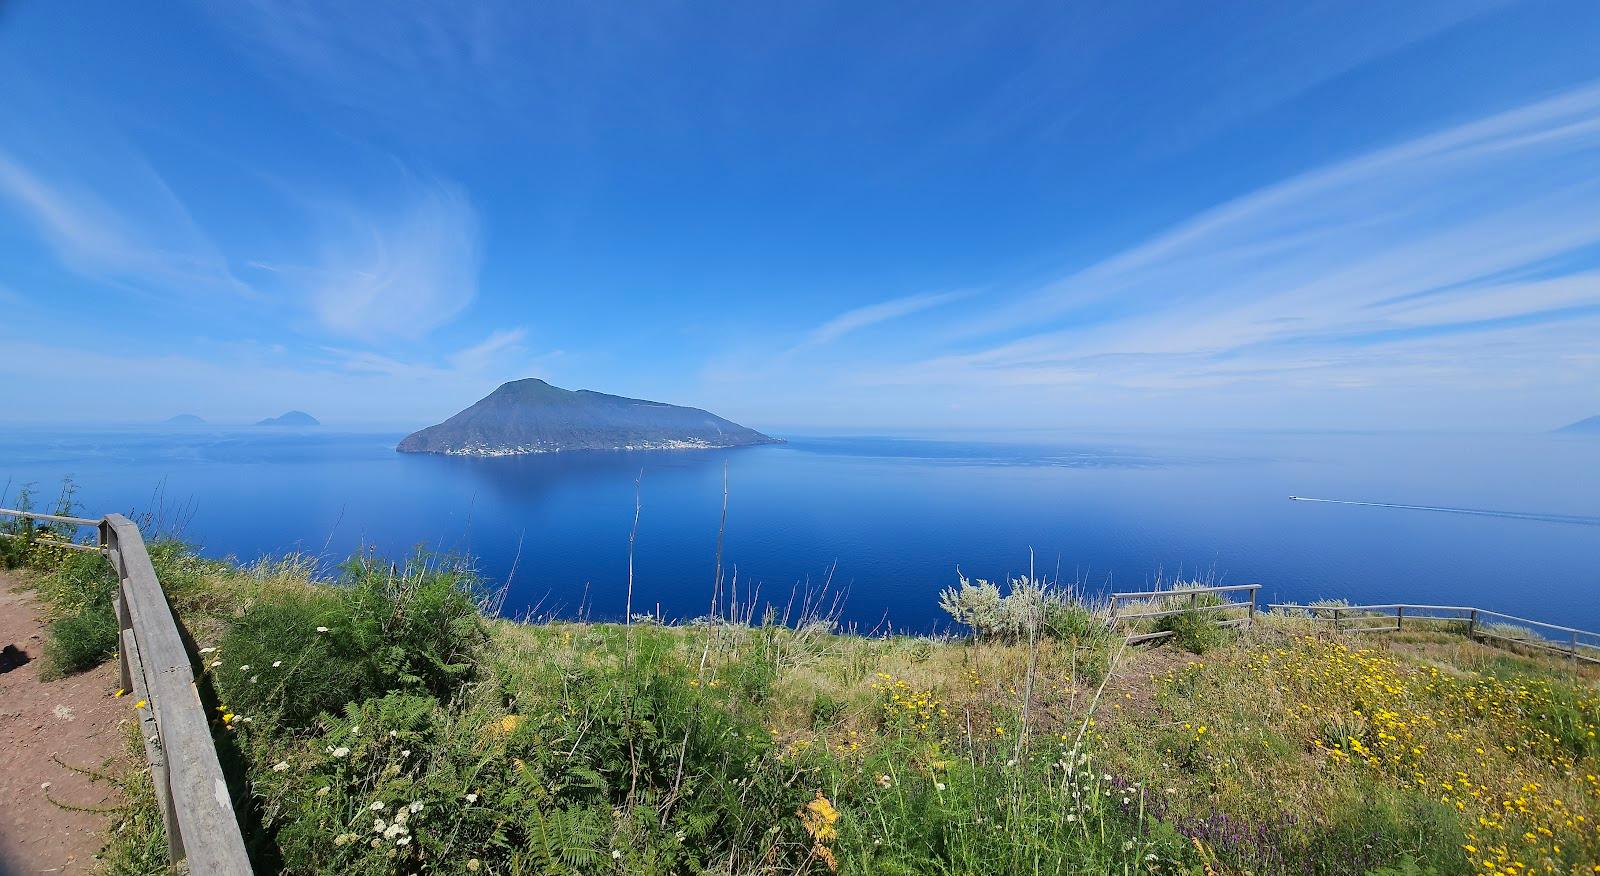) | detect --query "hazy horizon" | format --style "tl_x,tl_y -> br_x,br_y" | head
4,411 -> 1595,437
